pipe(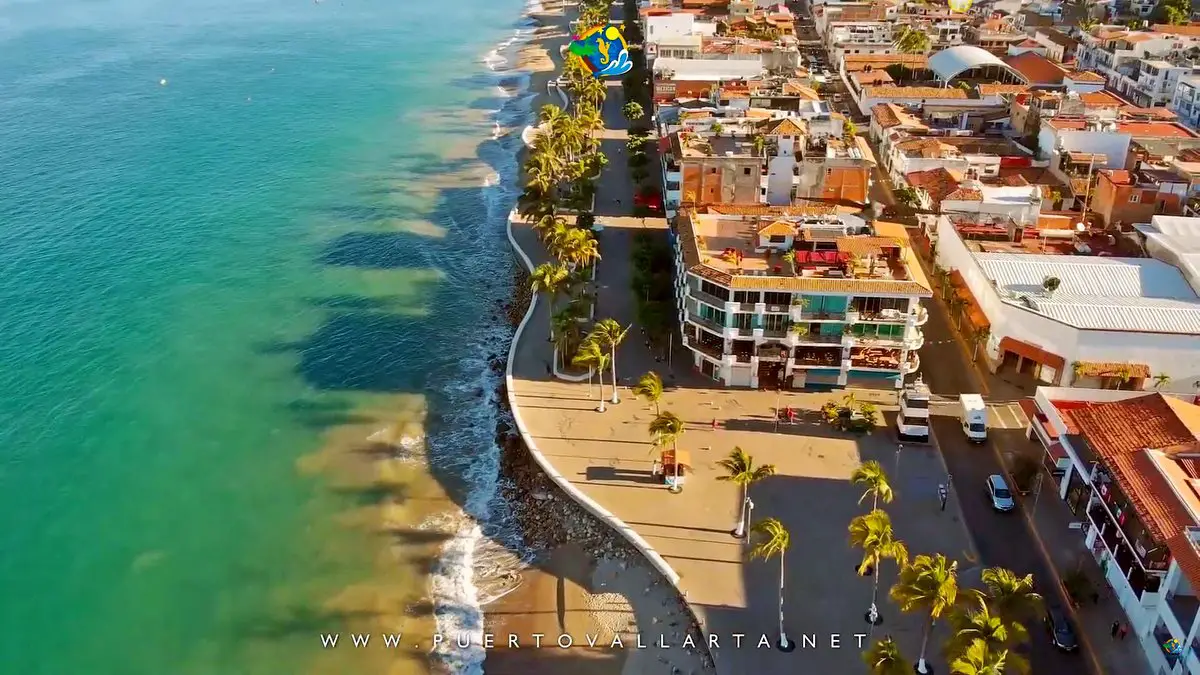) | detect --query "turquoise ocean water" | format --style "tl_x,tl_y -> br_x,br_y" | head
0,0 -> 533,672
